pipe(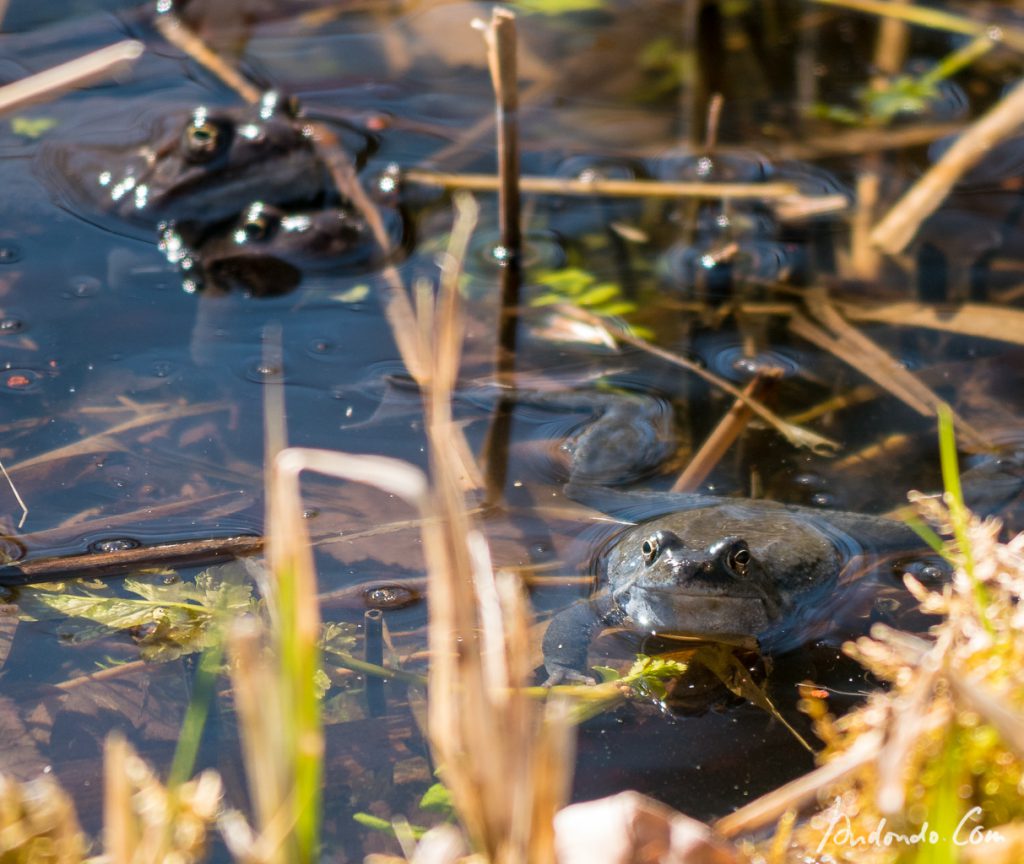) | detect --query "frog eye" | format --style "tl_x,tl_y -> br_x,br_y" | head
641,535 -> 660,566
241,212 -> 271,242
726,542 -> 751,576
183,120 -> 223,162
